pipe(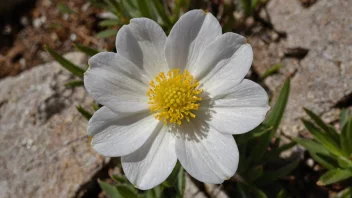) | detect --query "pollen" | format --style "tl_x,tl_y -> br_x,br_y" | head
147,69 -> 203,125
